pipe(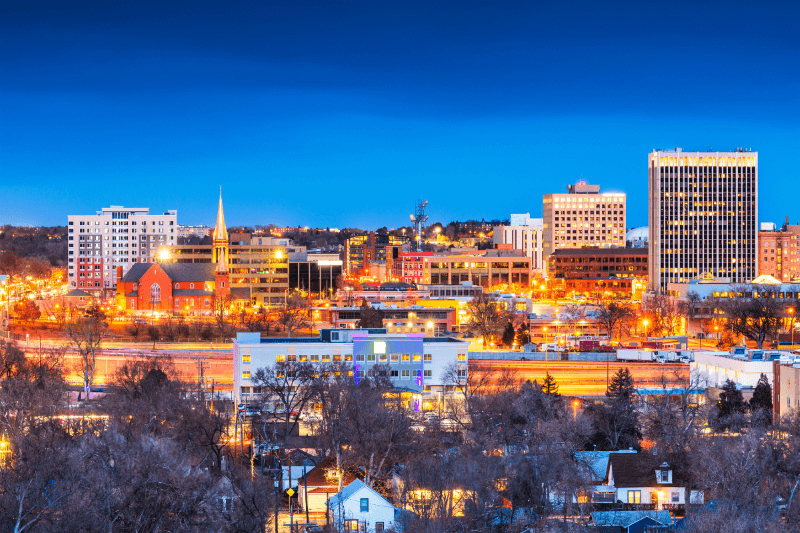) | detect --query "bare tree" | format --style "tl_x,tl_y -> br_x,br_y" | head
643,293 -> 680,336
464,293 -> 506,346
278,289 -> 310,337
720,286 -> 784,348
596,300 -> 635,342
251,361 -> 317,444
65,304 -> 108,398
